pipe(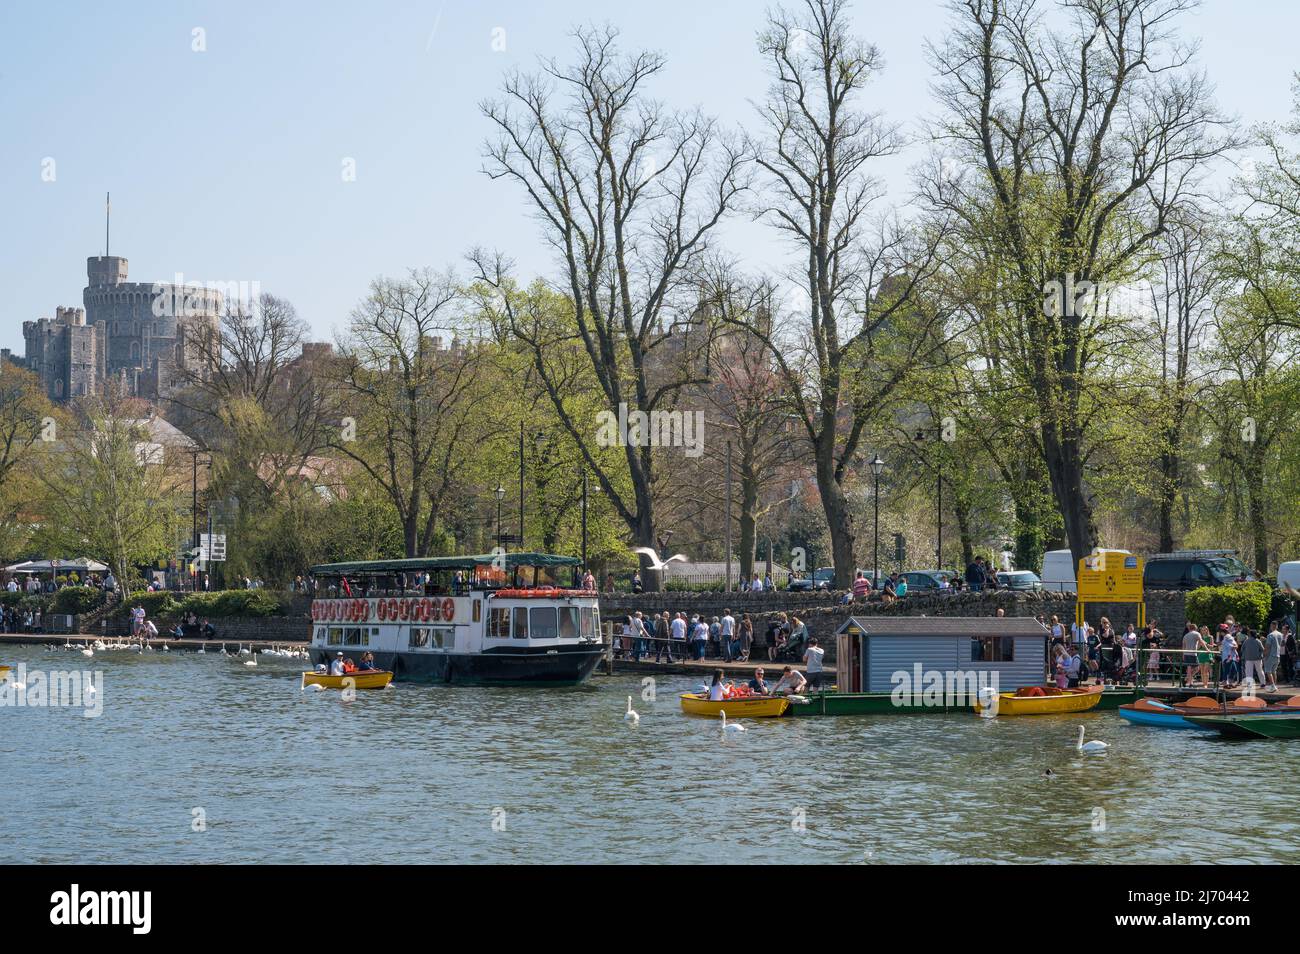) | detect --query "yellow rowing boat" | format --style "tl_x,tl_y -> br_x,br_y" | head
301,670 -> 394,690
973,685 -> 1103,716
679,692 -> 789,718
